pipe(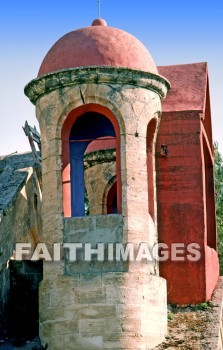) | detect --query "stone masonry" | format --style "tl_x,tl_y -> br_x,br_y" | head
25,65 -> 170,349
0,153 -> 42,333
84,149 -> 116,215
